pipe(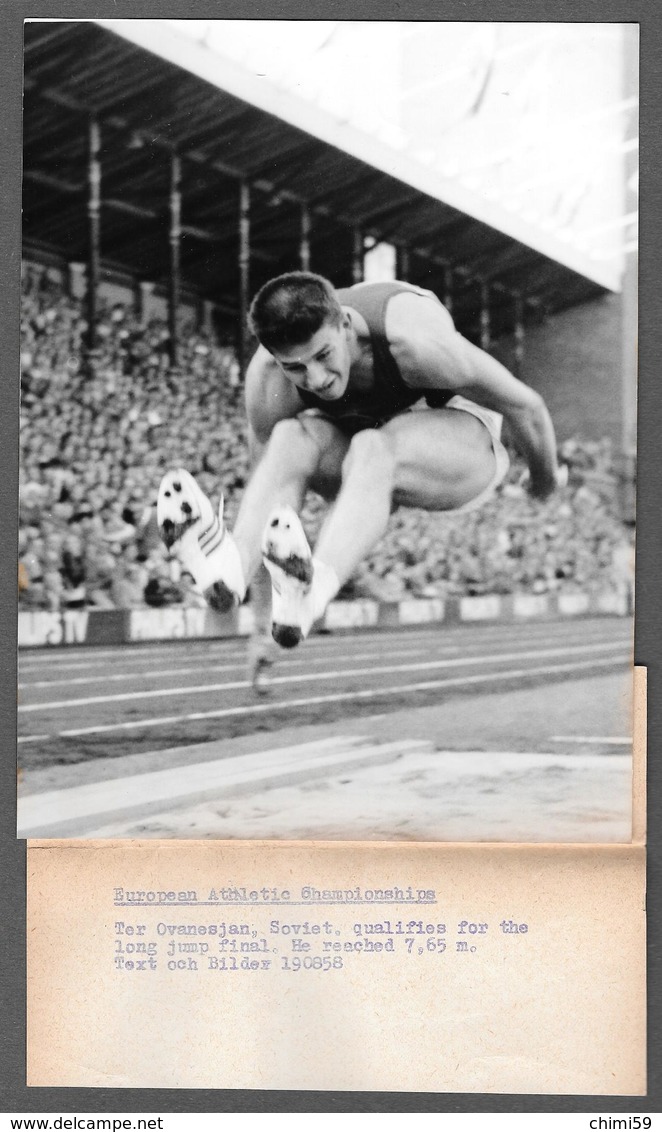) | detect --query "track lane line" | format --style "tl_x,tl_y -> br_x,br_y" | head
550,735 -> 631,744
18,640 -> 630,712
18,617 -> 632,671
20,627 -> 630,690
19,642 -> 247,667
17,655 -> 627,742
18,645 -> 444,690
19,624 -> 632,687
